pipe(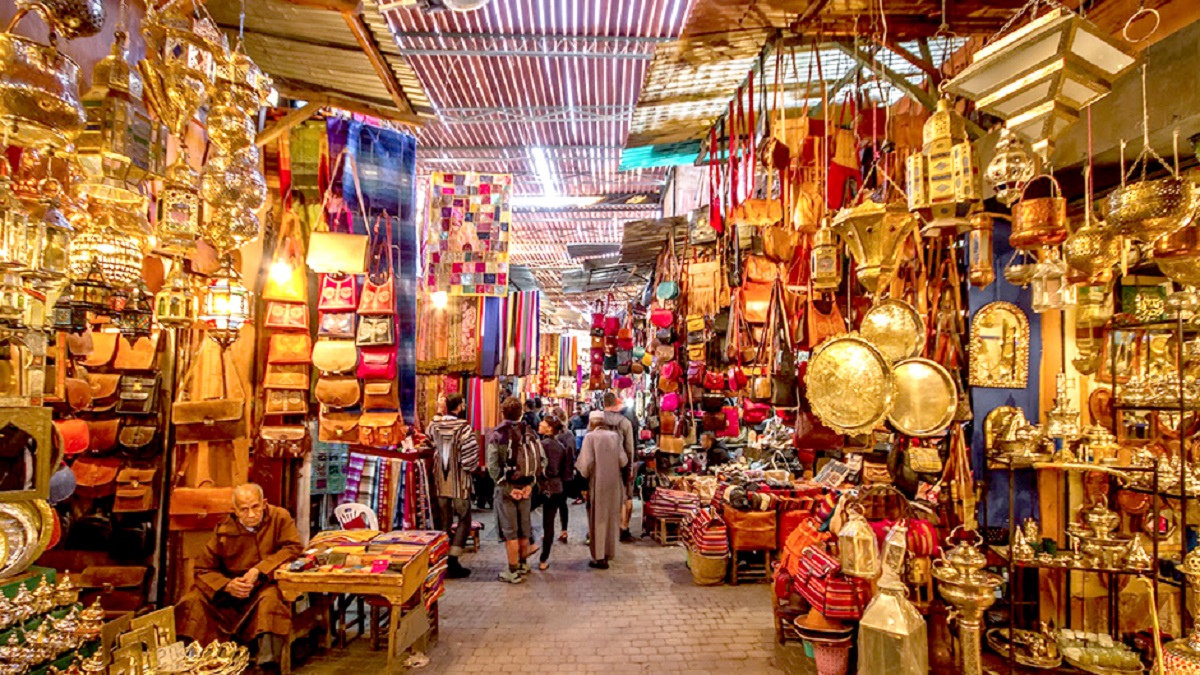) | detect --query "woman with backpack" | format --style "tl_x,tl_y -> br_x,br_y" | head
536,415 -> 574,570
